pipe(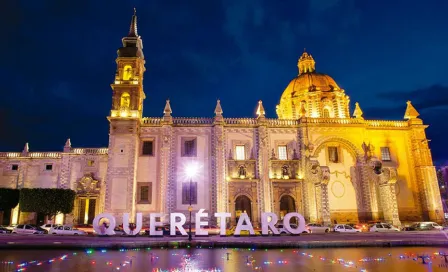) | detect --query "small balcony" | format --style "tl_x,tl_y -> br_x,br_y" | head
227,160 -> 256,180
269,160 -> 301,181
